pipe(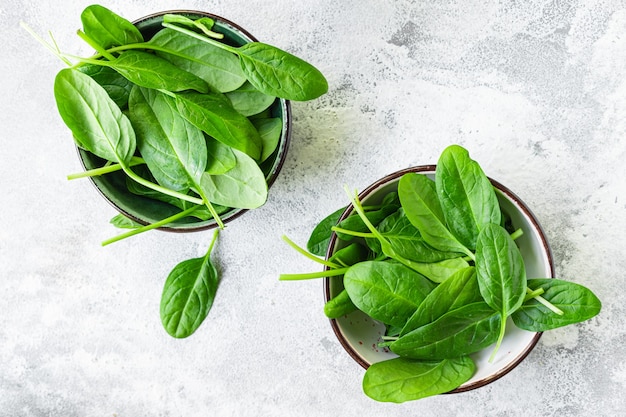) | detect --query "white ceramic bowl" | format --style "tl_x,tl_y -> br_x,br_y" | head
323,165 -> 554,392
